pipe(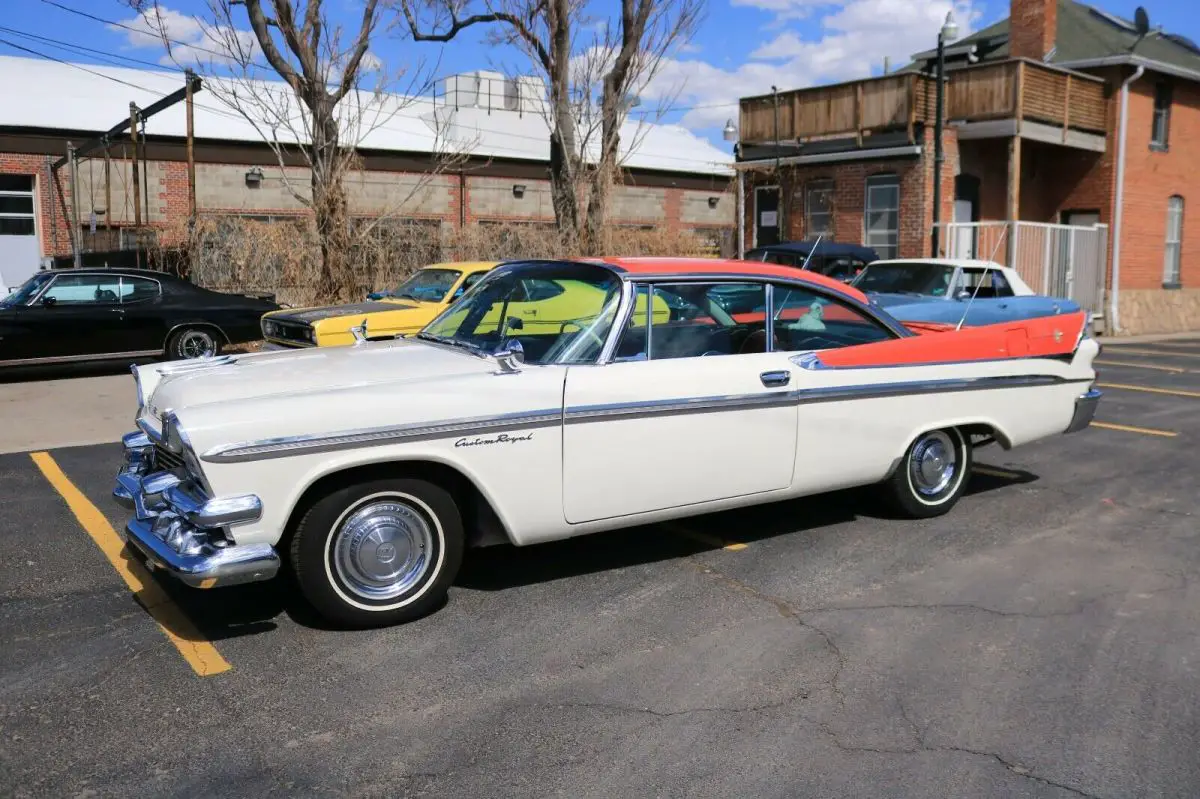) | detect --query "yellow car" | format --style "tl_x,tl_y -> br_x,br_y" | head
260,261 -> 500,349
